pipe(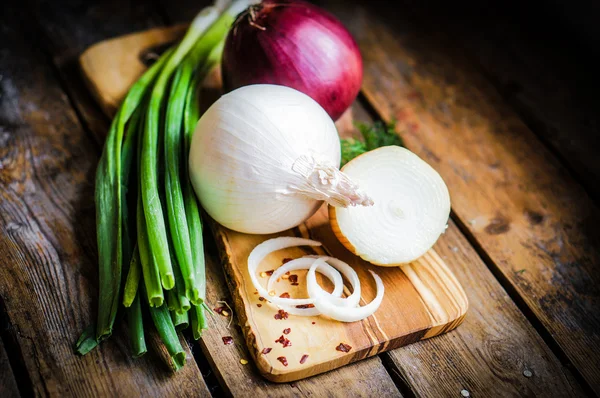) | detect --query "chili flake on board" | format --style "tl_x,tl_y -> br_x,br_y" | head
274,309 -> 289,320
222,336 -> 234,345
336,343 -> 352,352
277,356 -> 288,366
